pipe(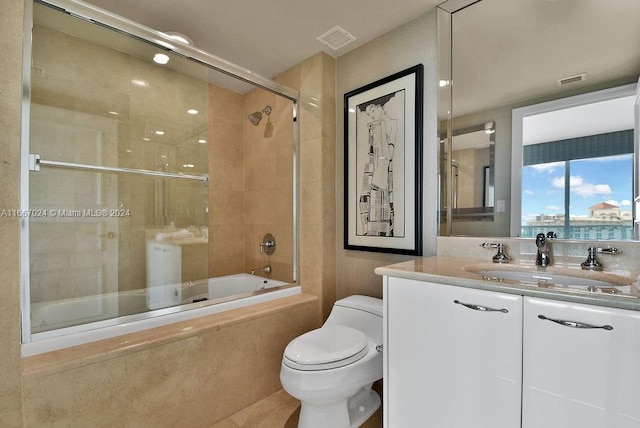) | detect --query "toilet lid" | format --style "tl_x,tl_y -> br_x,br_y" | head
283,325 -> 369,371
